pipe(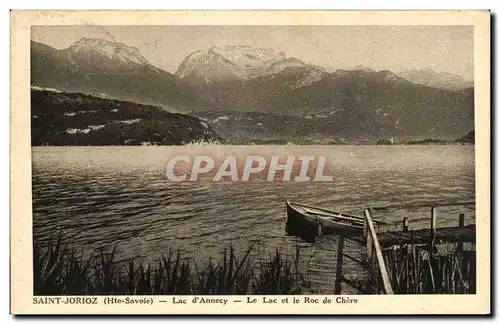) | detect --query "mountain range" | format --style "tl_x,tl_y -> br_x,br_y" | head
31,38 -> 474,144
175,45 -> 327,83
31,39 -> 207,111
398,69 -> 473,91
